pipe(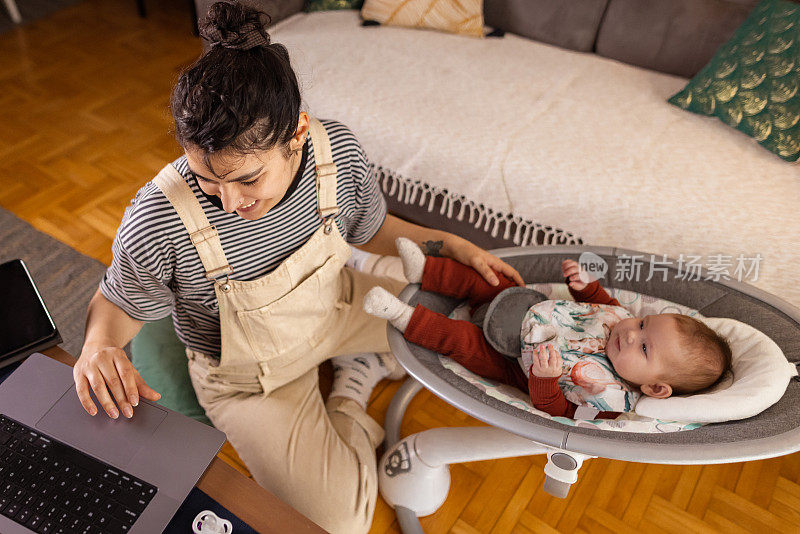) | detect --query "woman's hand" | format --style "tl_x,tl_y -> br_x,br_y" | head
73,346 -> 161,419
358,214 -> 524,286
445,236 -> 525,287
561,259 -> 588,292
530,343 -> 563,378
